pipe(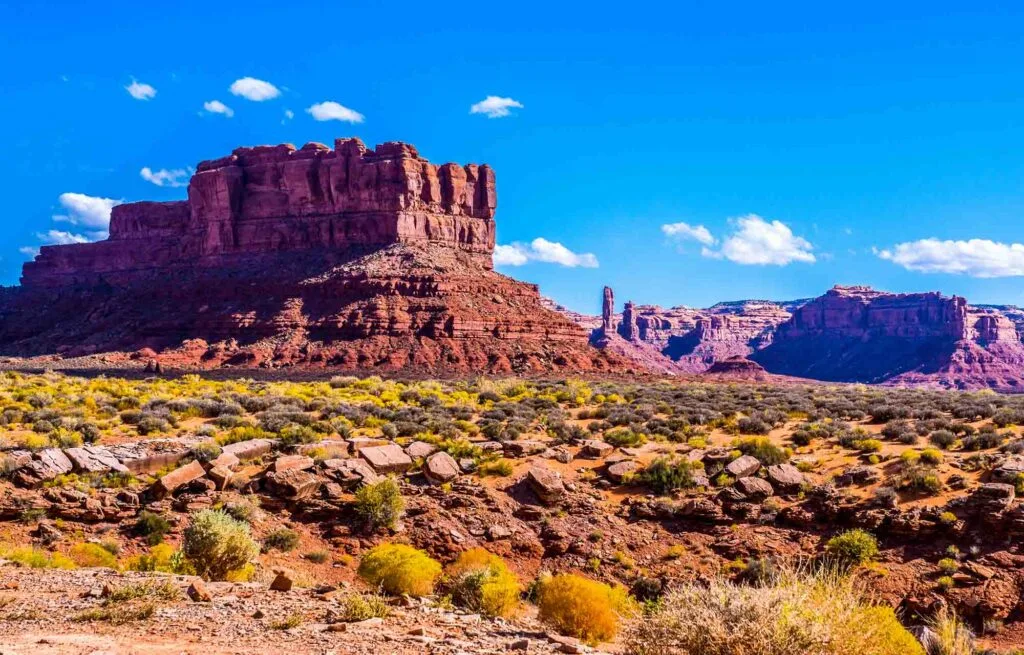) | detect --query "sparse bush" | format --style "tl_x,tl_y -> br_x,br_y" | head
354,477 -> 404,532
134,511 -> 171,545
338,592 -> 391,621
733,437 -> 789,465
639,457 -> 703,494
445,547 -> 521,618
824,529 -> 878,566
929,430 -> 957,450
604,427 -> 646,448
625,568 -> 924,655
536,573 -> 635,645
69,542 -> 118,569
357,543 -> 441,597
477,459 -> 513,477
182,509 -> 259,581
262,528 -> 300,552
